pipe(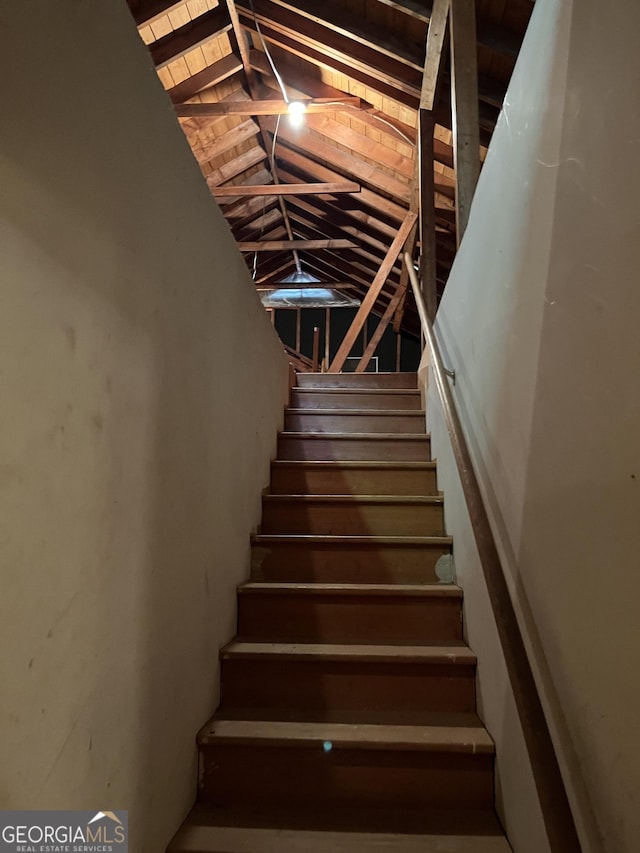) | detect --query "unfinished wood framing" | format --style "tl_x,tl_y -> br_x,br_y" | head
329,213 -> 417,373
174,97 -> 363,116
419,0 -> 450,319
239,239 -> 358,251
420,111 -> 438,320
211,182 -> 361,197
168,54 -> 244,103
325,308 -> 331,368
149,7 -> 232,68
126,0 -> 534,347
356,278 -> 409,372
226,0 -> 306,275
450,0 -> 481,244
